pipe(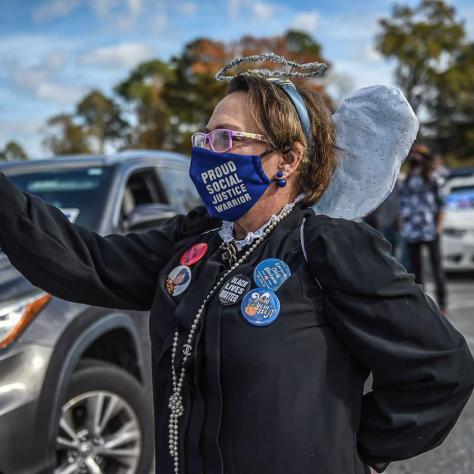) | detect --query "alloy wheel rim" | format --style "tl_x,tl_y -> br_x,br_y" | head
54,390 -> 142,474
